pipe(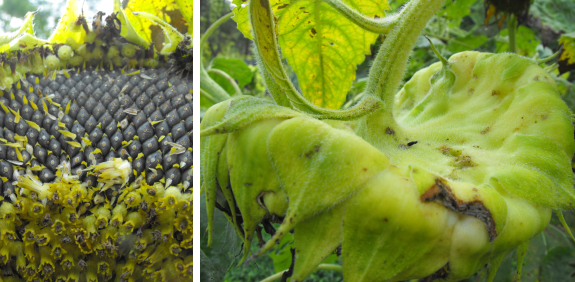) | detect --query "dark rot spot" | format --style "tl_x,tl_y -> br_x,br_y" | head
534,75 -> 539,81
385,127 -> 395,135
491,90 -> 500,96
302,144 -> 321,158
363,168 -> 367,172
481,127 -> 490,134
407,141 -> 418,146
541,114 -> 548,120
384,218 -> 388,222
421,263 -> 450,281
277,4 -> 289,9
311,28 -> 317,35
468,88 -> 474,95
421,179 -> 497,241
